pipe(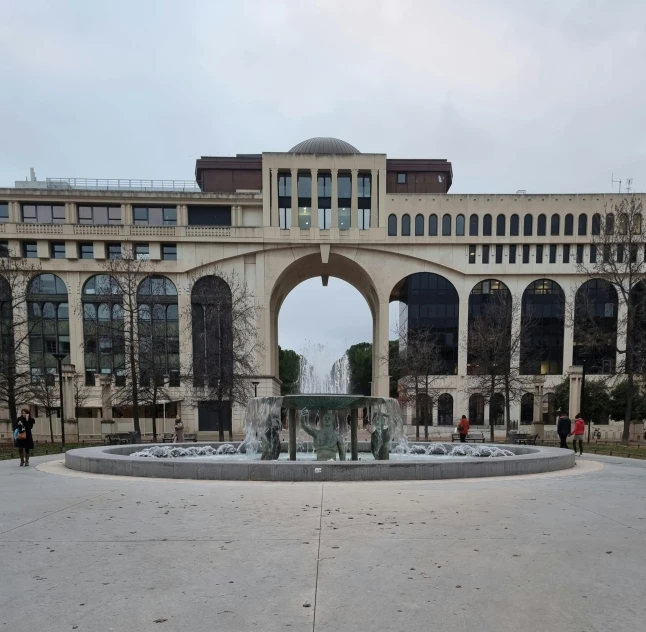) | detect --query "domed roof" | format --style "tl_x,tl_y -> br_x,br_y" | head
289,137 -> 360,154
